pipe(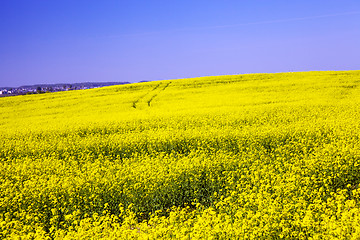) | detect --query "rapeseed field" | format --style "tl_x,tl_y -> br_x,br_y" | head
1,71 -> 360,239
